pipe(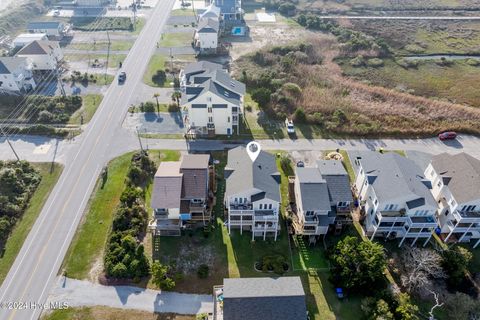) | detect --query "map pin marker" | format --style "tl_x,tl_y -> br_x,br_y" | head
246,141 -> 261,162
